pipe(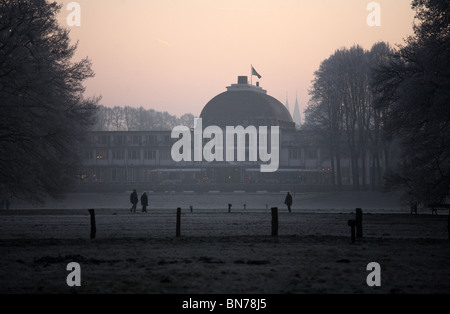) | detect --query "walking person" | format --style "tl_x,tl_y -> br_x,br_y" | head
141,192 -> 148,213
284,192 -> 293,213
130,189 -> 138,213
